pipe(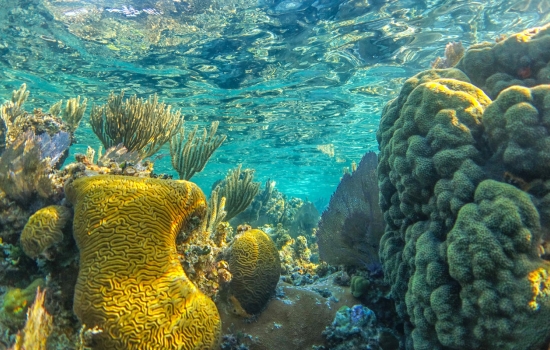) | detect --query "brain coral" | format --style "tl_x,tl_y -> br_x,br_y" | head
226,228 -> 280,316
20,205 -> 71,259
377,60 -> 550,349
65,175 -> 221,350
